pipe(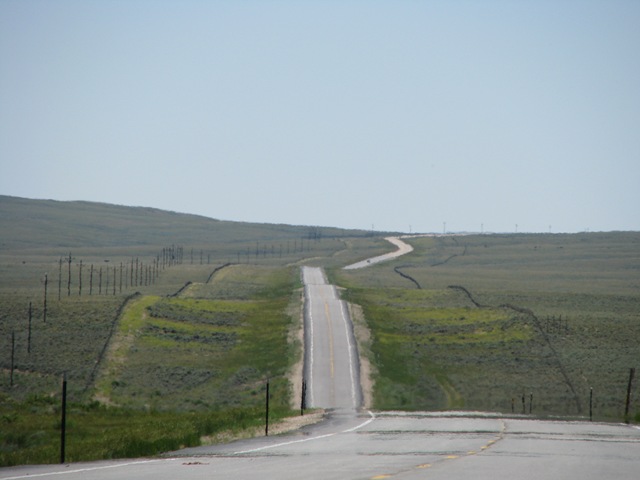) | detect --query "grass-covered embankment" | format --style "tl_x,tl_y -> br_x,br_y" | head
1,264 -> 301,466
344,286 -> 544,412
337,232 -> 640,420
95,265 -> 300,411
